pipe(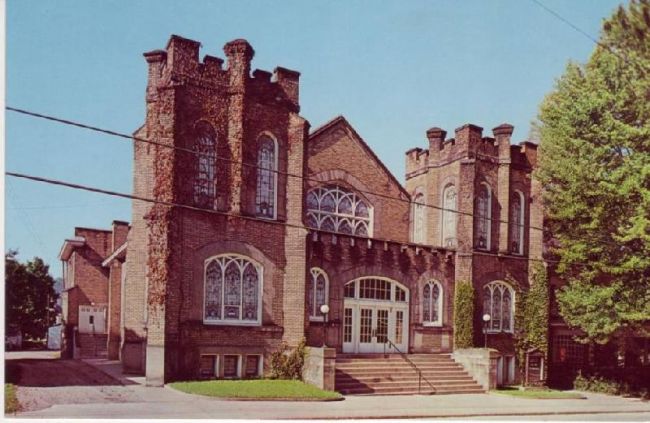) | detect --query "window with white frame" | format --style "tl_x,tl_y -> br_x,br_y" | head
307,268 -> 329,321
475,183 -> 492,250
441,184 -> 458,248
413,193 -> 426,243
255,135 -> 277,219
483,281 -> 515,333
204,255 -> 262,325
510,191 -> 525,255
193,121 -> 217,208
422,281 -> 443,325
305,185 -> 373,236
